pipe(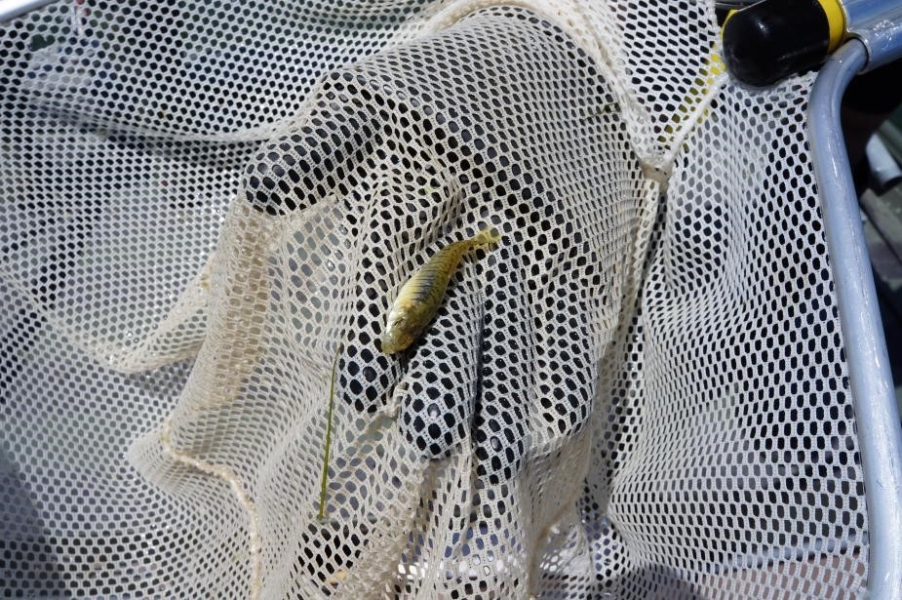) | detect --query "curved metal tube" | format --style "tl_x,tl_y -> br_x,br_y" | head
809,39 -> 902,599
